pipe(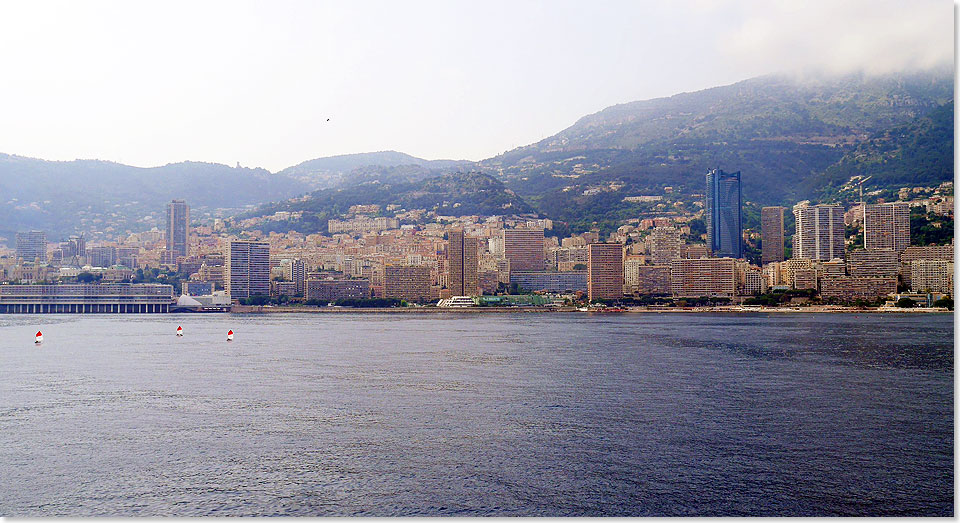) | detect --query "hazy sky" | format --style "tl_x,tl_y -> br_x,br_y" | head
0,0 -> 953,171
